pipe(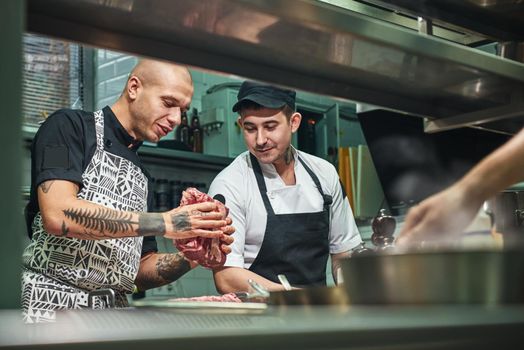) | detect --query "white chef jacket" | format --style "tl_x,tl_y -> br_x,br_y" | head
208,148 -> 363,269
